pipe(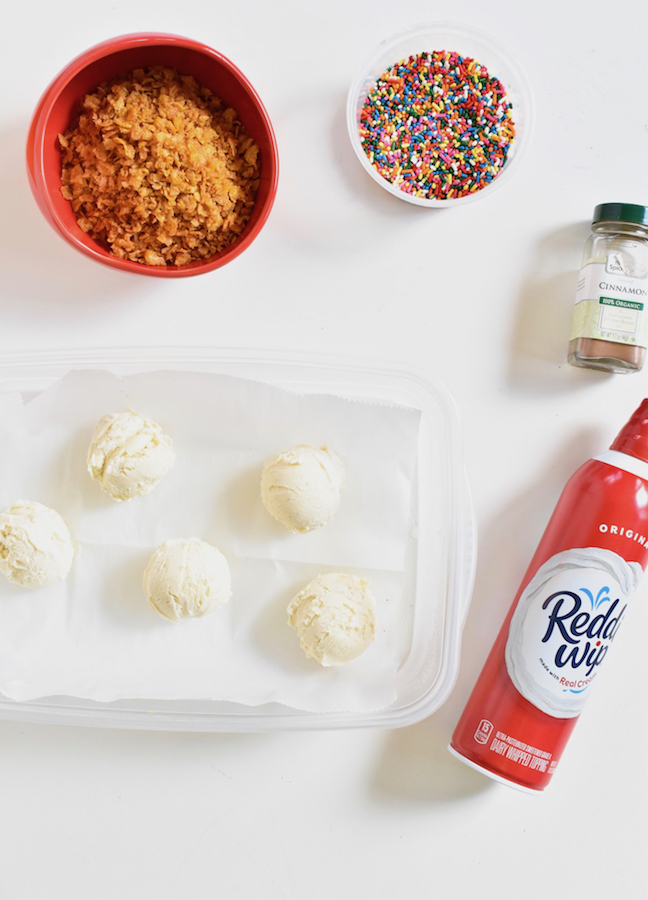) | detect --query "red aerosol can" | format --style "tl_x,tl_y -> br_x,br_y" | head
450,399 -> 648,792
